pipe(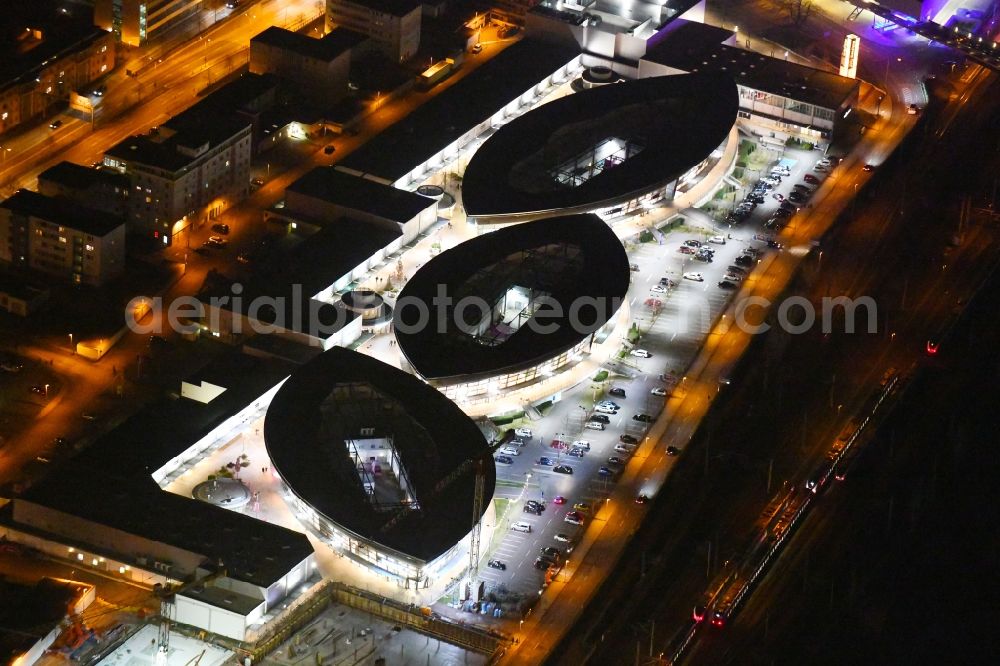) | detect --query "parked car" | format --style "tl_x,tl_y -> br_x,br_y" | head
552,496 -> 567,505
633,413 -> 654,423
511,521 -> 532,533
650,387 -> 667,396
614,444 -> 633,454
554,533 -> 572,542
718,280 -> 737,290
537,456 -> 556,466
515,427 -> 533,438
553,465 -> 574,475
49,119 -> 62,129
608,456 -> 626,465
598,466 -> 616,477
564,511 -> 585,525
620,434 -> 638,444
609,387 -> 626,398
683,272 -> 704,282
666,446 -> 680,456
708,235 -> 726,245
803,173 -> 820,184
630,349 -> 651,358
211,223 -> 230,234
324,144 -> 336,155
487,559 -> 506,570
495,455 -> 513,465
